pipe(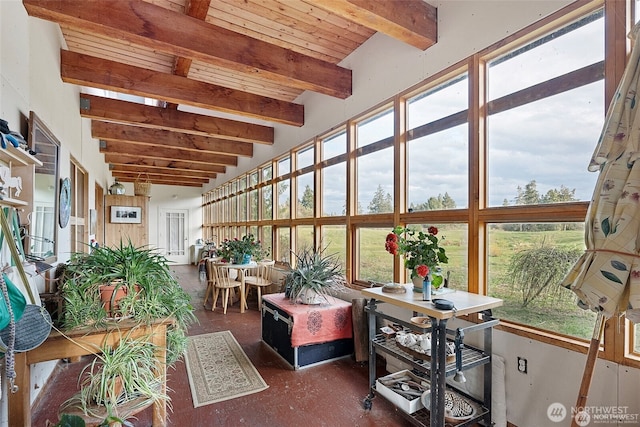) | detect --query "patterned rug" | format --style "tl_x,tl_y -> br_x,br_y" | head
184,331 -> 269,408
